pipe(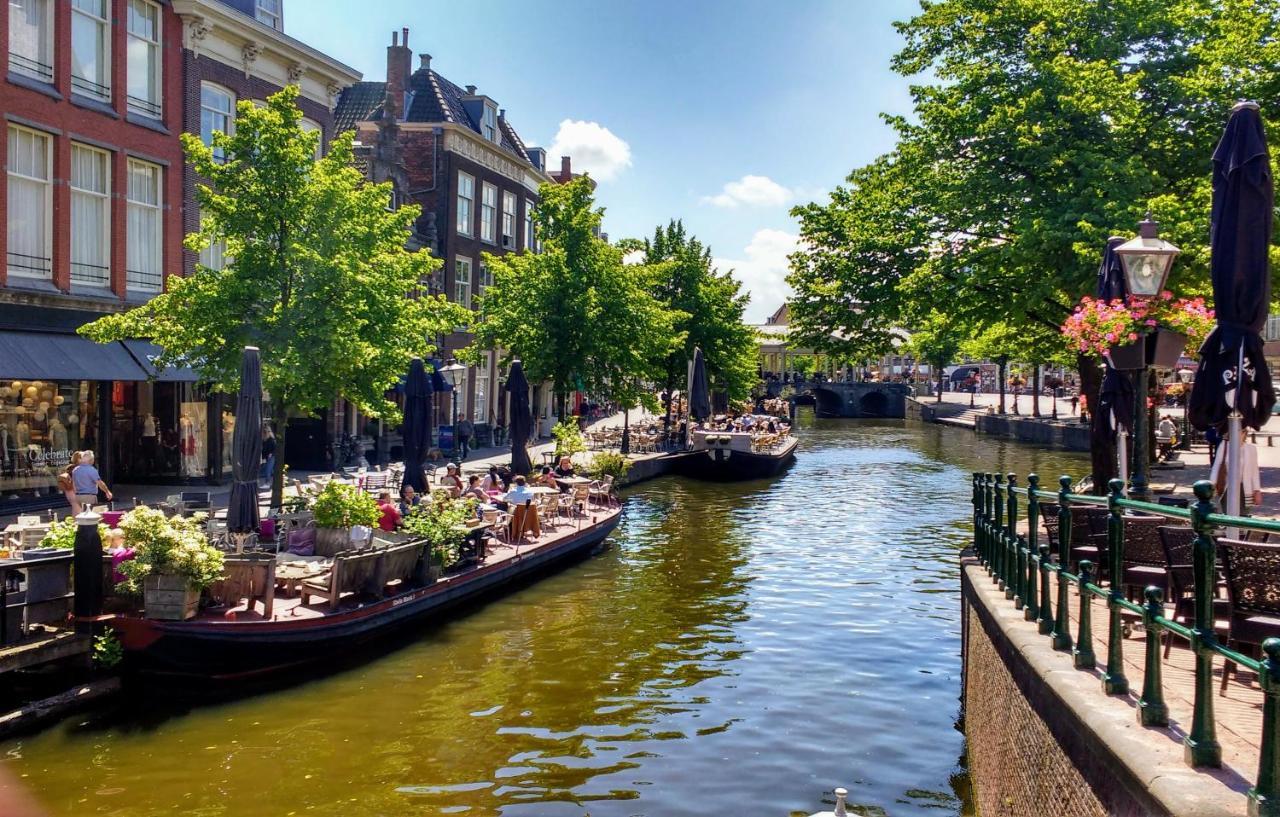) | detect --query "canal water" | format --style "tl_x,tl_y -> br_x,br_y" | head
2,413 -> 1087,816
